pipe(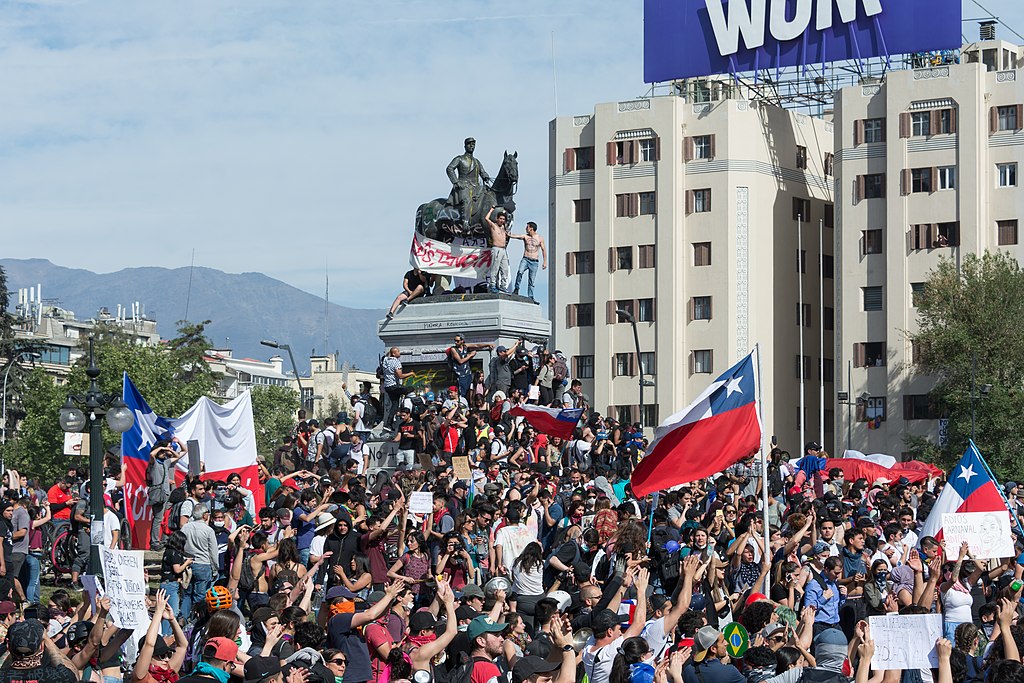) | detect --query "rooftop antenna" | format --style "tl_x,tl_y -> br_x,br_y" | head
184,248 -> 195,321
551,31 -> 559,118
324,258 -> 329,353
